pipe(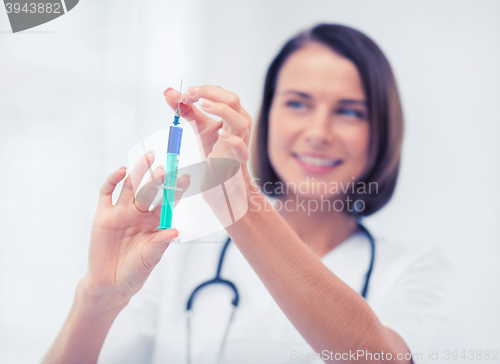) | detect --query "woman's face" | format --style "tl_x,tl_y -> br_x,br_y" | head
268,42 -> 370,200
